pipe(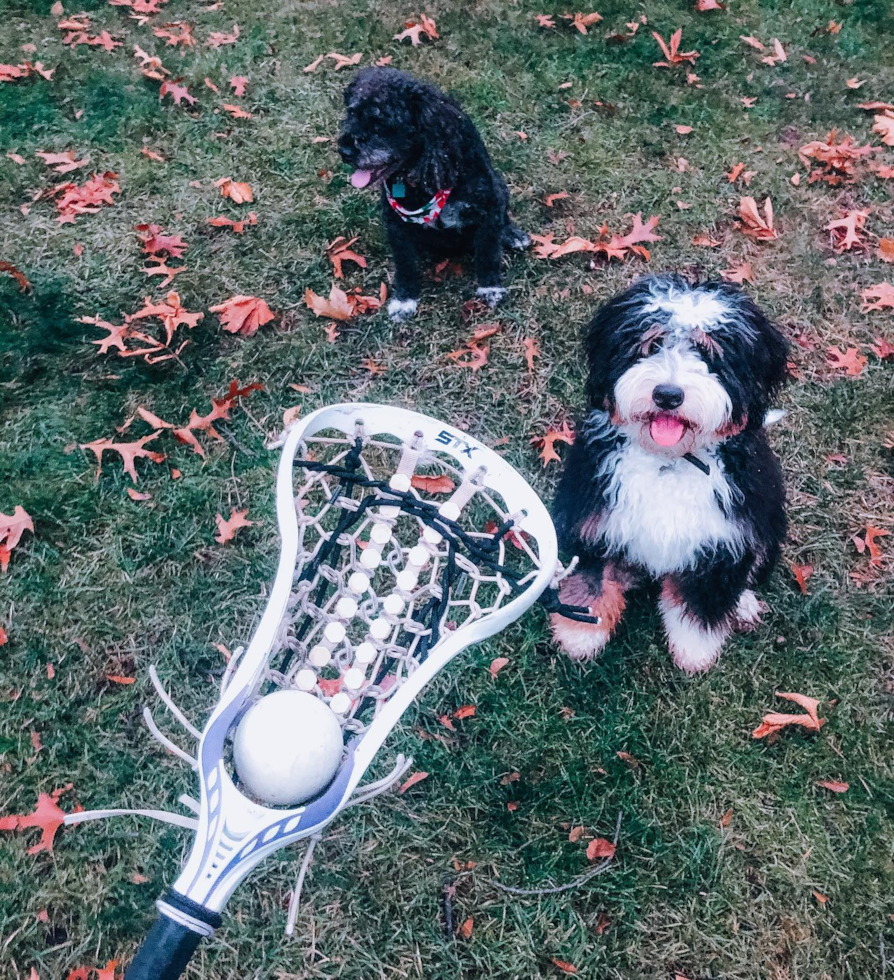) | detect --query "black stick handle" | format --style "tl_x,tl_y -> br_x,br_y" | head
125,892 -> 222,980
